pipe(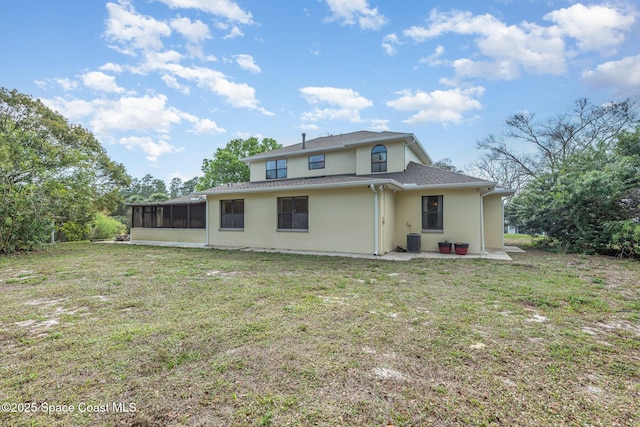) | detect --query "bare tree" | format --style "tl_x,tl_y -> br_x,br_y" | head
466,151 -> 530,192
475,98 -> 639,188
